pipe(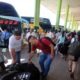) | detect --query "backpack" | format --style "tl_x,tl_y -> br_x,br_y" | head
58,39 -> 70,55
39,37 -> 55,47
68,41 -> 80,57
